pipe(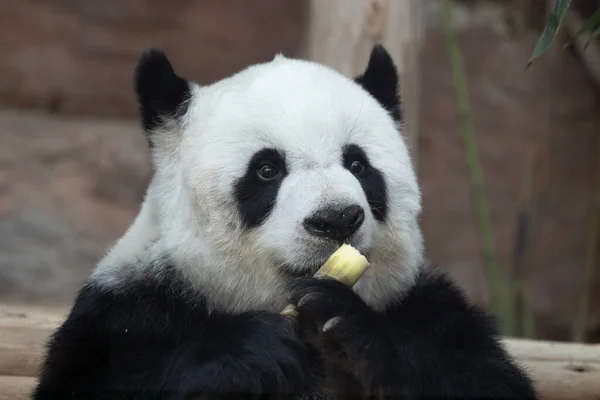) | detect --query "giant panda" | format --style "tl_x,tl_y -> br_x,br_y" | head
33,45 -> 536,399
